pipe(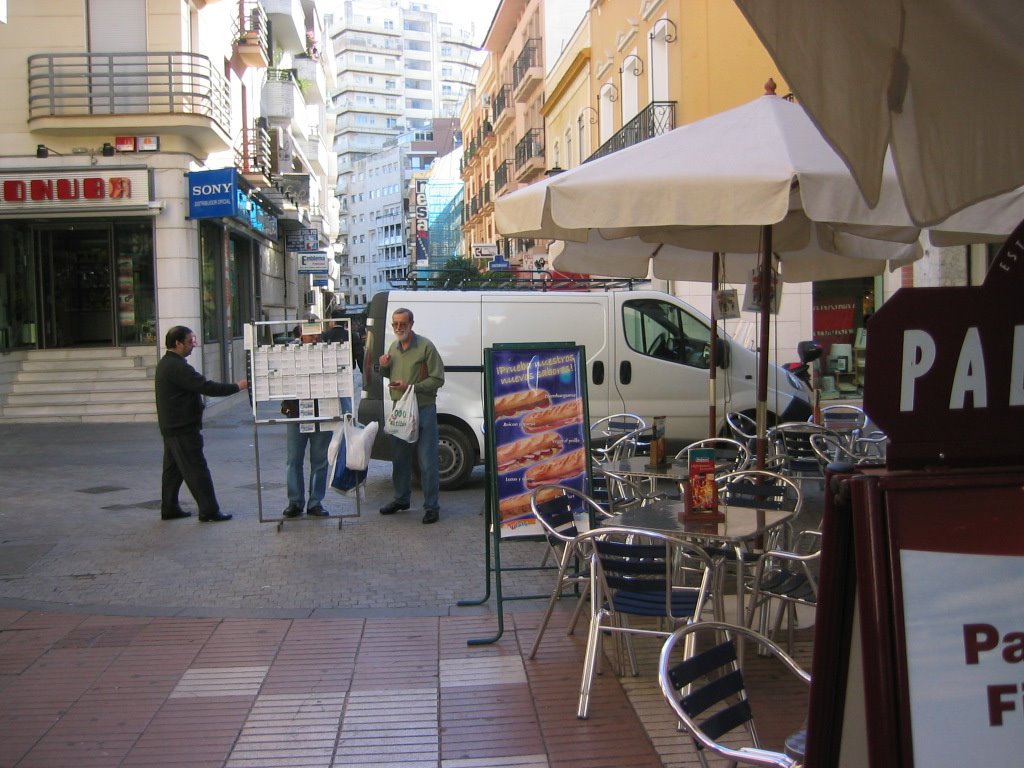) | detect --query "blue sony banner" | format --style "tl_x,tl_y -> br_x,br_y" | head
188,168 -> 238,219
